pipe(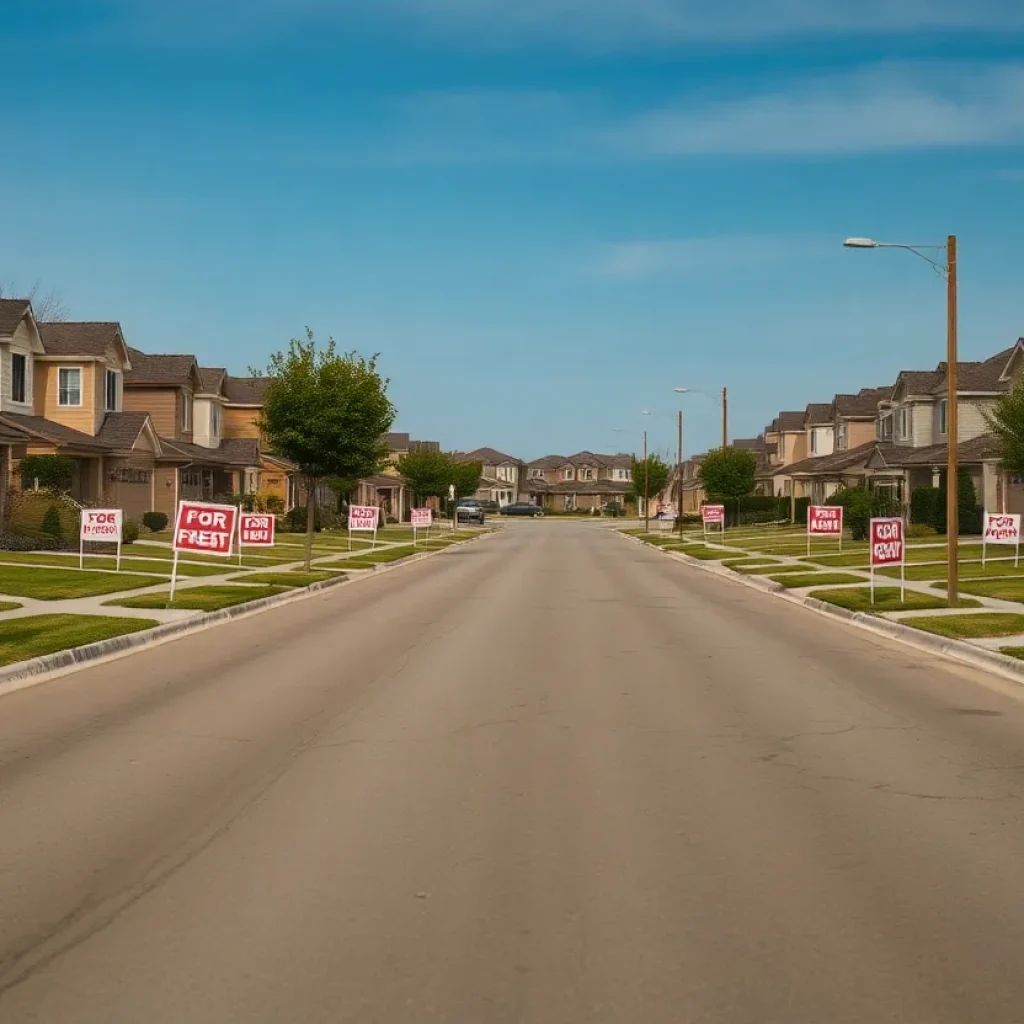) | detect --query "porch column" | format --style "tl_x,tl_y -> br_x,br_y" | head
932,468 -> 941,488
